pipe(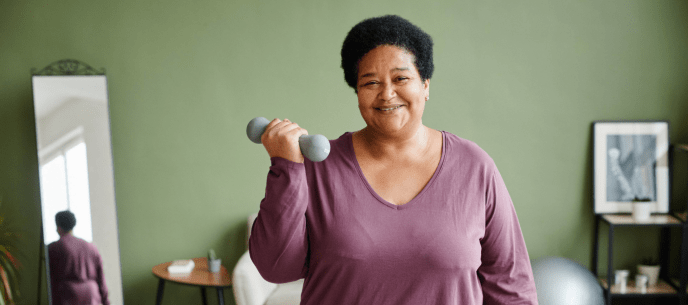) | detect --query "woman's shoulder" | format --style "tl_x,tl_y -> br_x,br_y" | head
332,131 -> 353,145
304,132 -> 355,168
328,131 -> 356,157
441,131 -> 496,168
